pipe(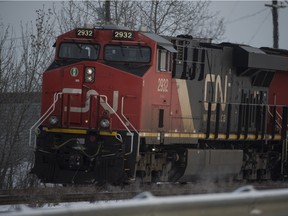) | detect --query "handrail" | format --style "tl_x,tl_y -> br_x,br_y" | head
121,97 -> 139,134
28,91 -> 136,156
121,96 -> 140,158
267,106 -> 282,129
28,92 -> 62,148
98,95 -> 135,155
267,105 -> 288,130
